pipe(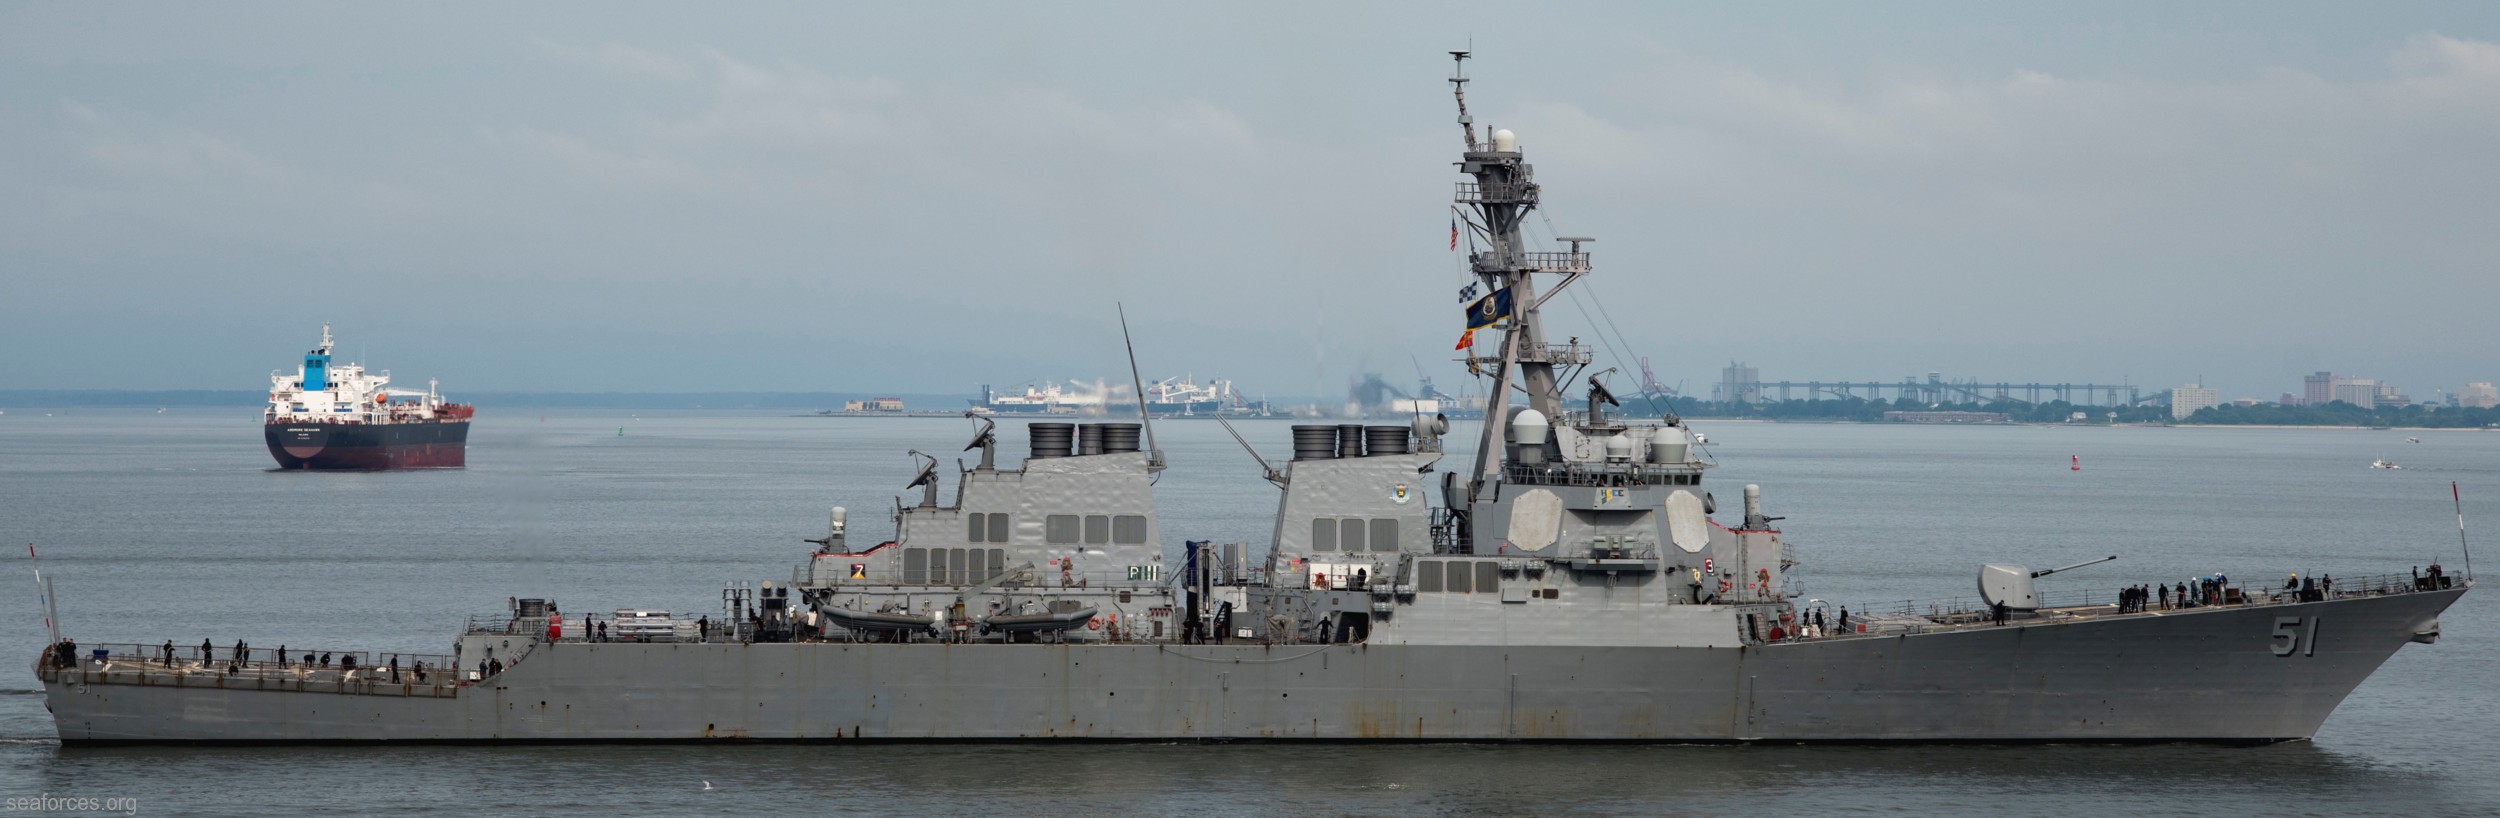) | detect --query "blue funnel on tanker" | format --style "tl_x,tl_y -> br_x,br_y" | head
302,324 -> 334,392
